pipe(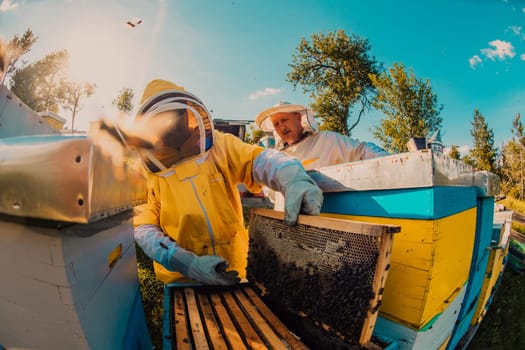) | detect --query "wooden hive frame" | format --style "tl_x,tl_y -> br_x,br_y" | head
165,284 -> 308,349
247,208 -> 400,348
